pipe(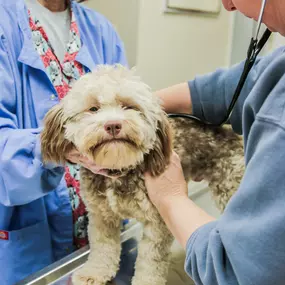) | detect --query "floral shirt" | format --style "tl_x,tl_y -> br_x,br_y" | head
29,8 -> 88,249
